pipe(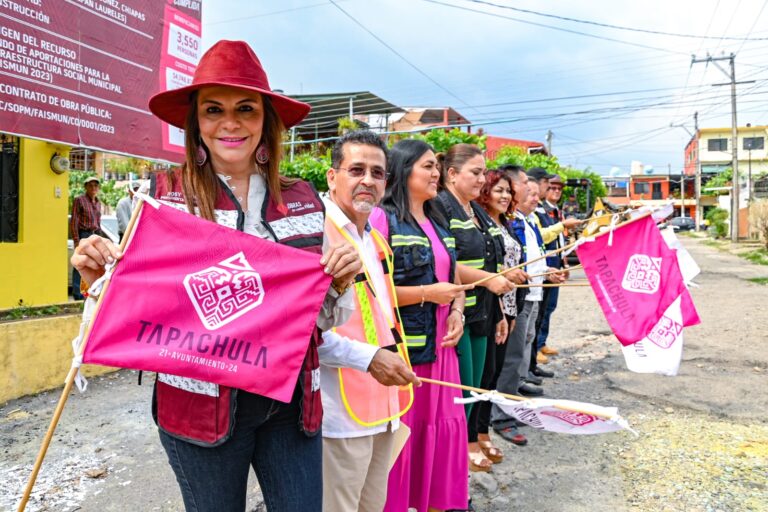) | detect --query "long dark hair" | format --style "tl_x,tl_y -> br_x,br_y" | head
177,91 -> 291,221
381,139 -> 445,227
